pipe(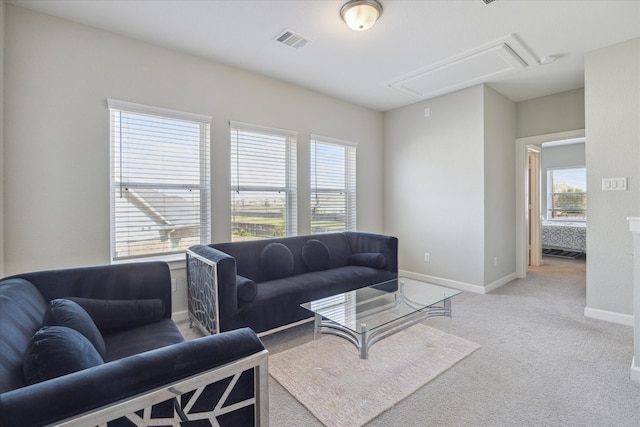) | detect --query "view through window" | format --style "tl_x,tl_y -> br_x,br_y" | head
109,99 -> 211,261
547,167 -> 587,220
230,122 -> 297,241
310,136 -> 357,233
